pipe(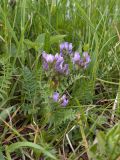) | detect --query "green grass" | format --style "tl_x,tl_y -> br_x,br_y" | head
0,0 -> 120,159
